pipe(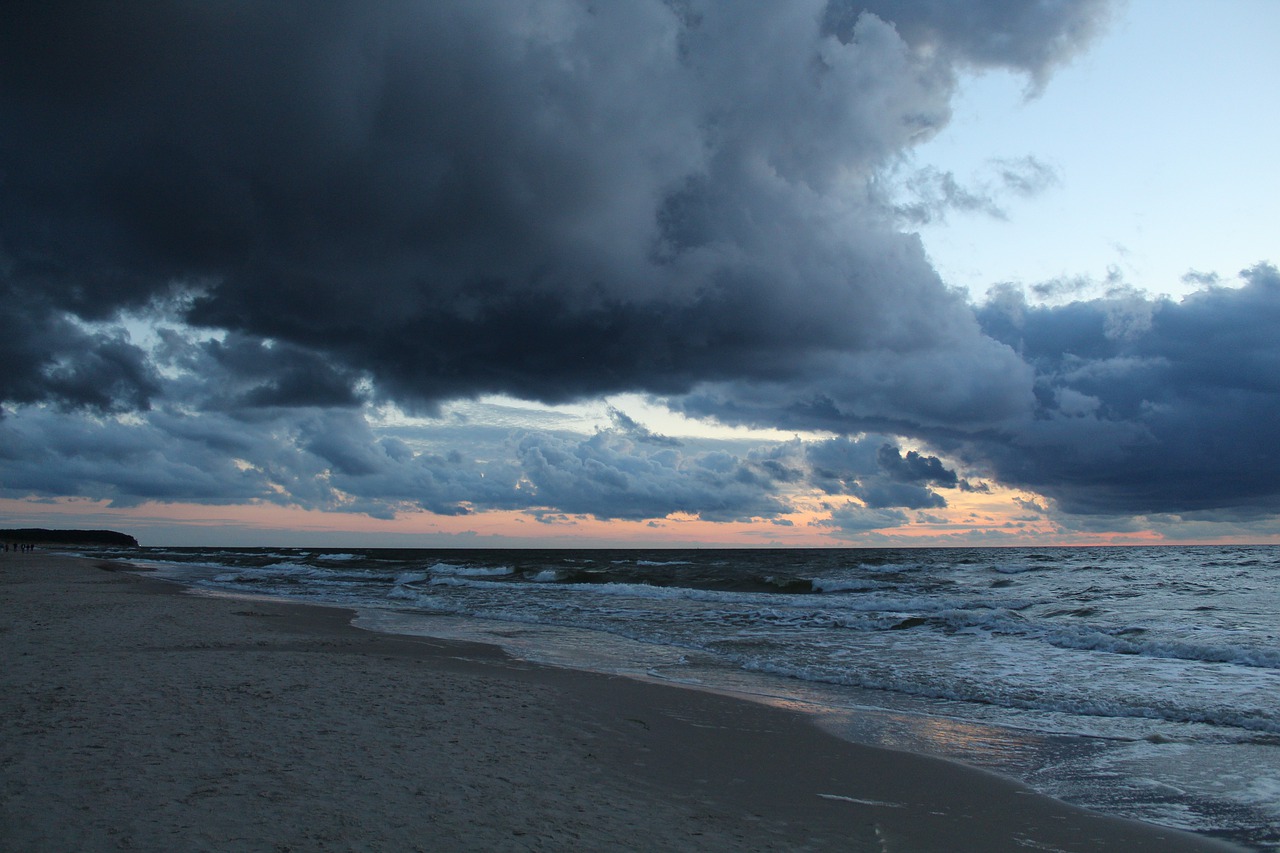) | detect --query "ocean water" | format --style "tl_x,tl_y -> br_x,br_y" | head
95,545 -> 1278,850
